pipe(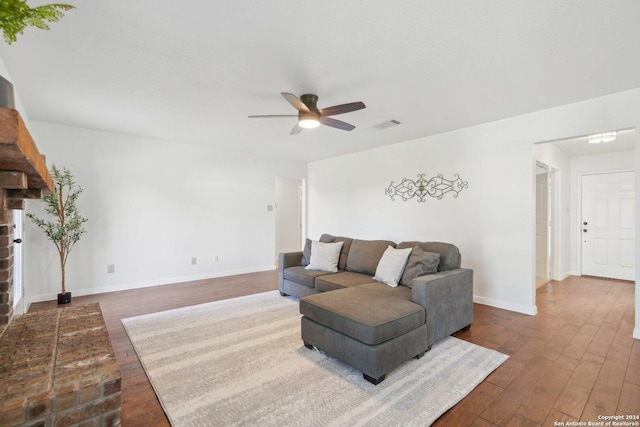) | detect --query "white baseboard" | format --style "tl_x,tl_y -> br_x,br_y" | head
473,295 -> 537,316
12,295 -> 25,315
634,328 -> 640,340
27,265 -> 275,306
